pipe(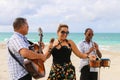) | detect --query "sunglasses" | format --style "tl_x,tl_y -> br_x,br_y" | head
61,31 -> 69,35
88,33 -> 93,36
